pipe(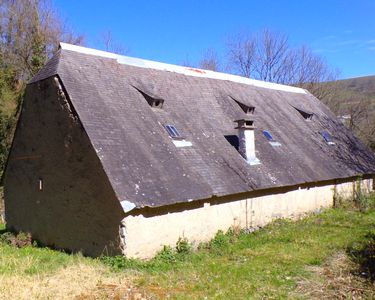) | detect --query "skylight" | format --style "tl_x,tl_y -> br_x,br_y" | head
164,124 -> 192,147
262,130 -> 281,147
320,131 -> 335,145
263,130 -> 274,141
164,125 -> 182,139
